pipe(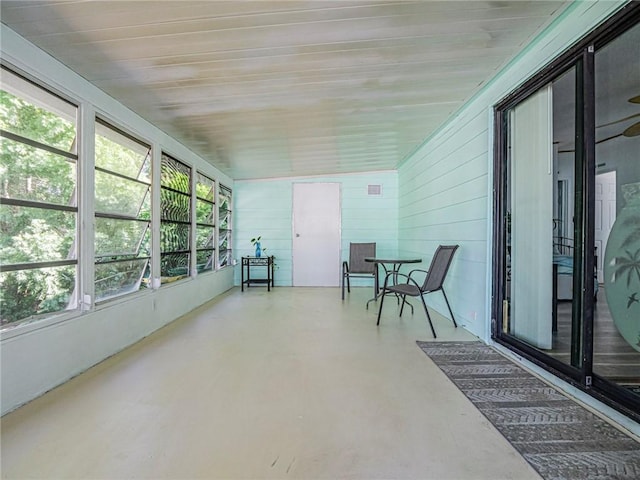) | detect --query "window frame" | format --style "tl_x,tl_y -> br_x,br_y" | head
217,183 -> 233,269
0,60 -> 230,334
93,117 -> 152,303
159,152 -> 193,284
0,65 -> 80,327
195,171 -> 216,274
